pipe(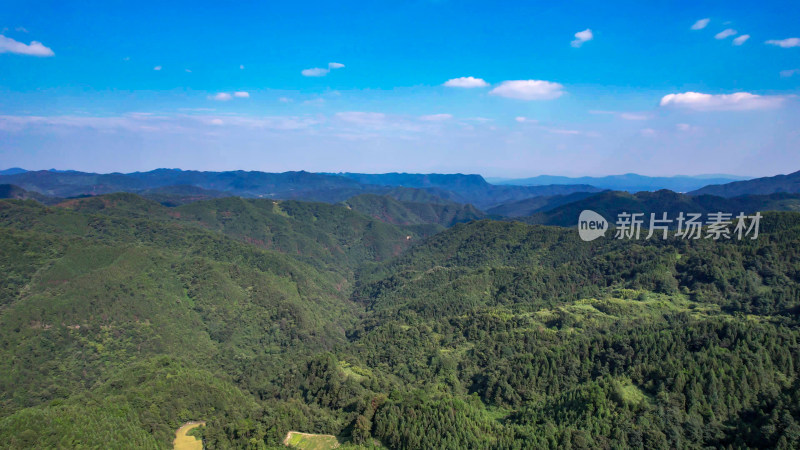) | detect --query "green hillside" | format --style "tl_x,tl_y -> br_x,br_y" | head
344,193 -> 486,227
1,196 -> 800,448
